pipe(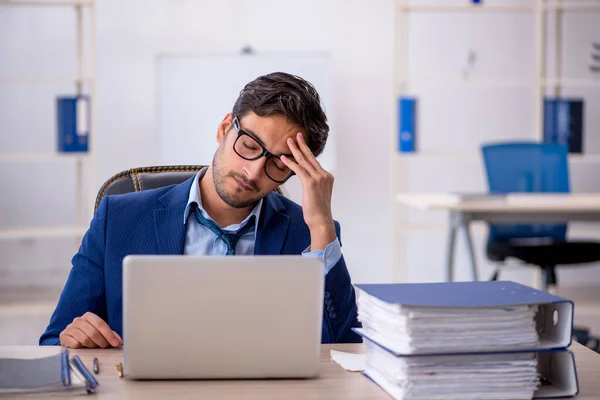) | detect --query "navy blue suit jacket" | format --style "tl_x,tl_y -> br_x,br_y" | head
40,177 -> 362,345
